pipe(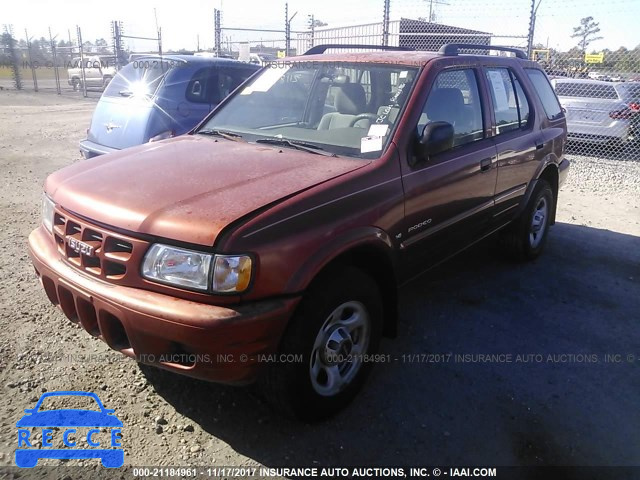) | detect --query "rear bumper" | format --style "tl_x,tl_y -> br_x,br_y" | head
79,140 -> 119,159
566,120 -> 632,144
28,226 -> 300,385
